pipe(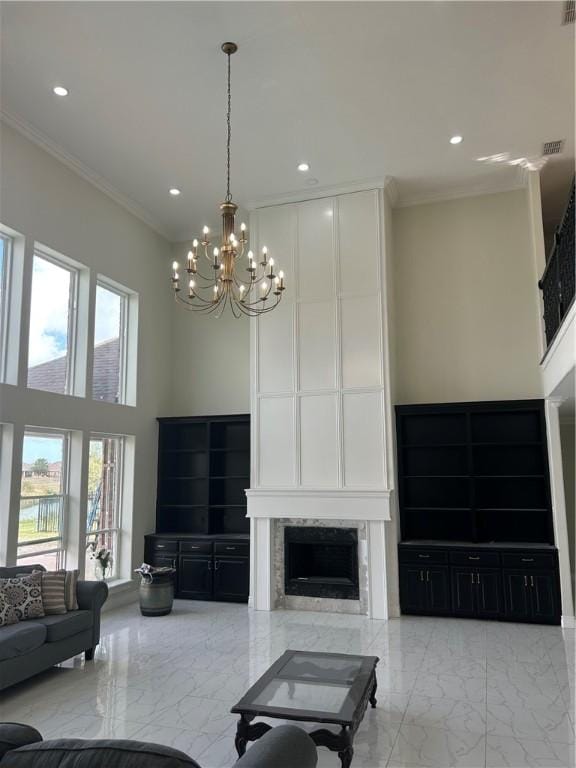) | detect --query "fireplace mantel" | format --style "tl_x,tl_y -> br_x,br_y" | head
246,489 -> 392,522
